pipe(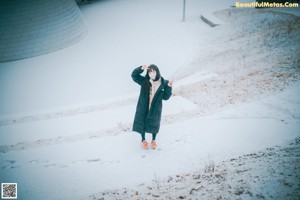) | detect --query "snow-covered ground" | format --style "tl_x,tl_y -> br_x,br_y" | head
0,0 -> 205,115
1,0 -> 300,200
